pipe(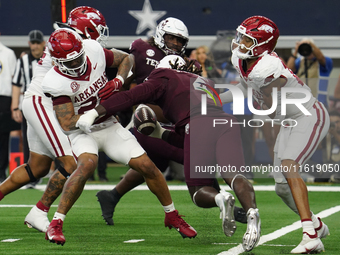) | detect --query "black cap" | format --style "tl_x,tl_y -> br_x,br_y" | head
29,30 -> 44,43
